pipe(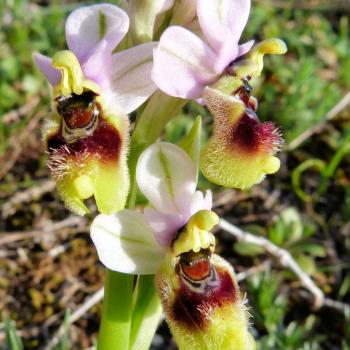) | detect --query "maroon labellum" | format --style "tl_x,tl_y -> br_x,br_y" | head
231,109 -> 281,154
46,93 -> 122,180
167,249 -> 238,331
